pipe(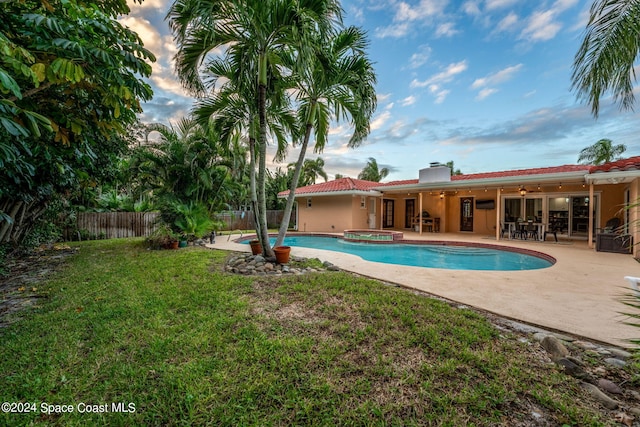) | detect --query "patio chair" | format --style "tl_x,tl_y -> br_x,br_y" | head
543,222 -> 560,242
500,222 -> 510,239
602,217 -> 621,234
512,219 -> 526,239
526,221 -> 538,240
